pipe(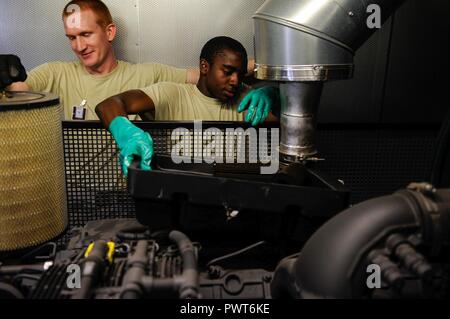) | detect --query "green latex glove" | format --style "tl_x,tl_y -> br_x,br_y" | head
109,116 -> 153,176
237,86 -> 280,126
